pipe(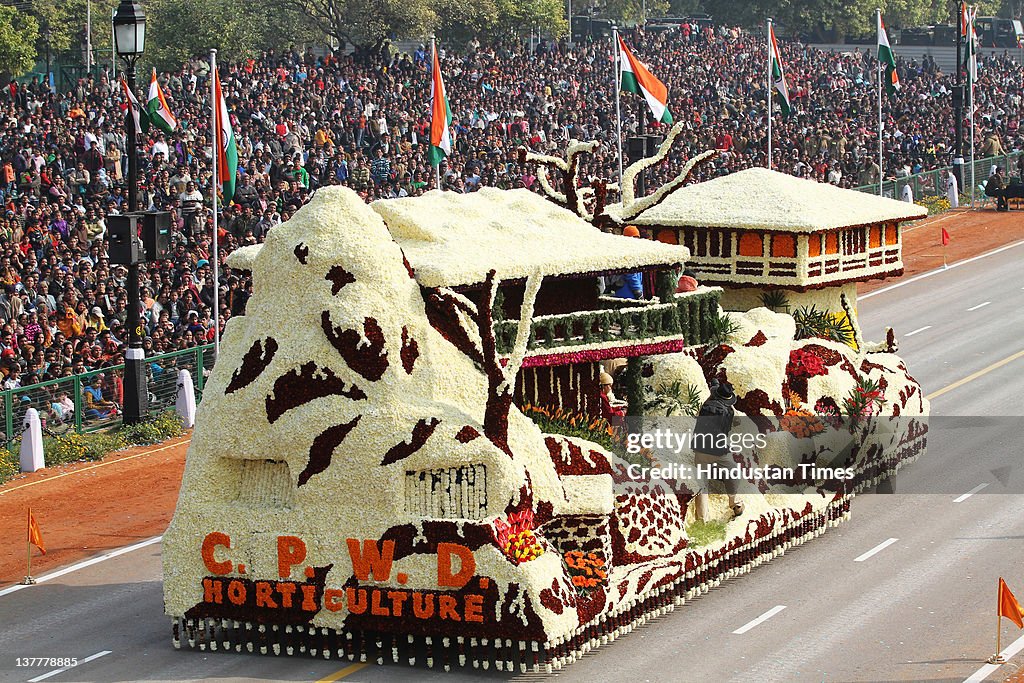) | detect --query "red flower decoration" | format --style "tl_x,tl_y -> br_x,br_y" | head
787,348 -> 827,379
